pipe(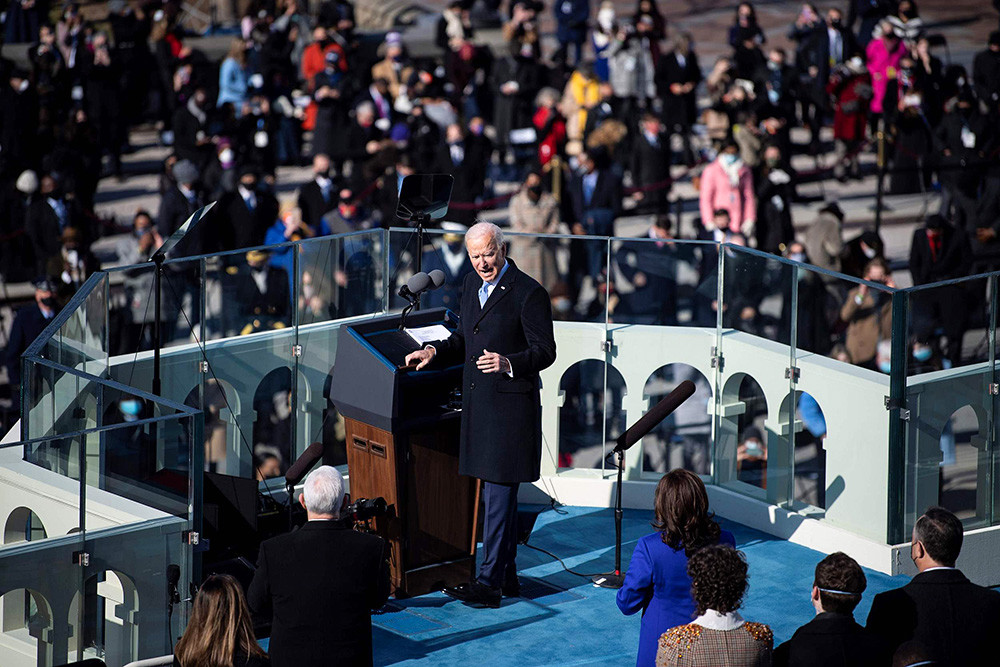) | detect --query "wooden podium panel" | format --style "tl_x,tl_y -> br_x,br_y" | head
345,416 -> 480,597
